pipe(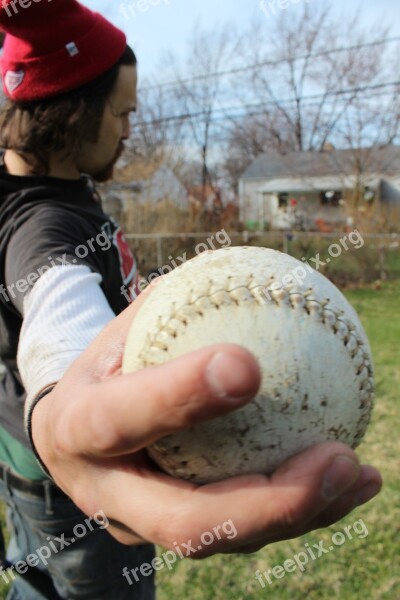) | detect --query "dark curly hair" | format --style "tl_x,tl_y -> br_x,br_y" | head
0,45 -> 137,176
